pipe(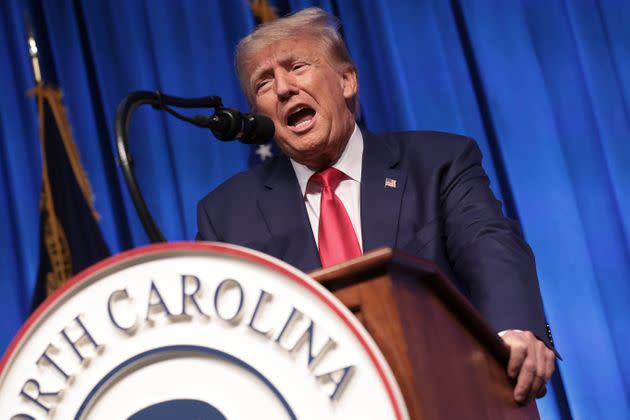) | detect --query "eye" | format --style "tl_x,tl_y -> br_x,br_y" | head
292,62 -> 309,72
255,78 -> 272,94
